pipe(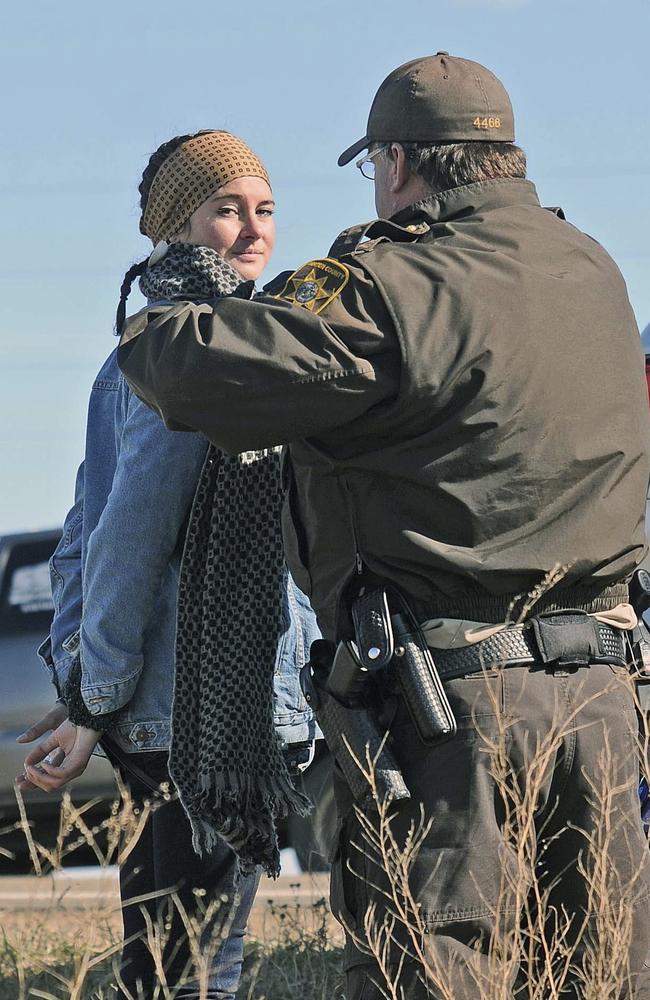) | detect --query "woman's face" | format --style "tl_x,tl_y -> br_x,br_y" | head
181,176 -> 275,281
